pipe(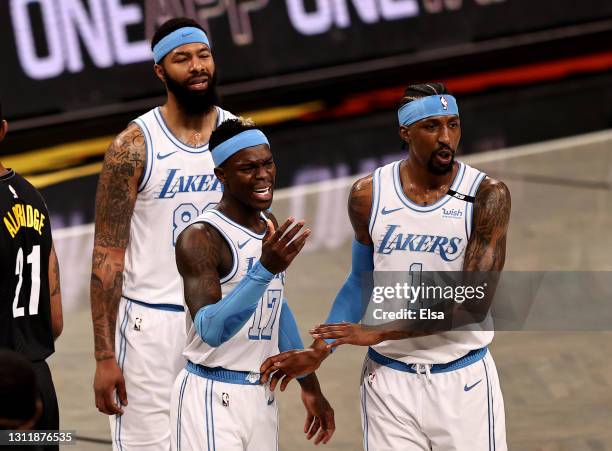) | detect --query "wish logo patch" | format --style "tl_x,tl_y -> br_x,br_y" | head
442,207 -> 462,219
